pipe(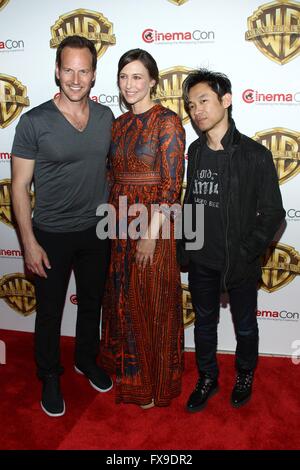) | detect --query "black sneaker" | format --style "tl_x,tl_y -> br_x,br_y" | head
75,365 -> 113,392
40,374 -> 65,417
231,370 -> 254,408
186,375 -> 219,413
